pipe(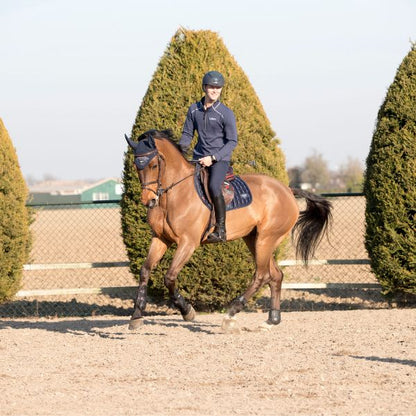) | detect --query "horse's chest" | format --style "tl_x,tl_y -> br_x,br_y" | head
147,207 -> 175,239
